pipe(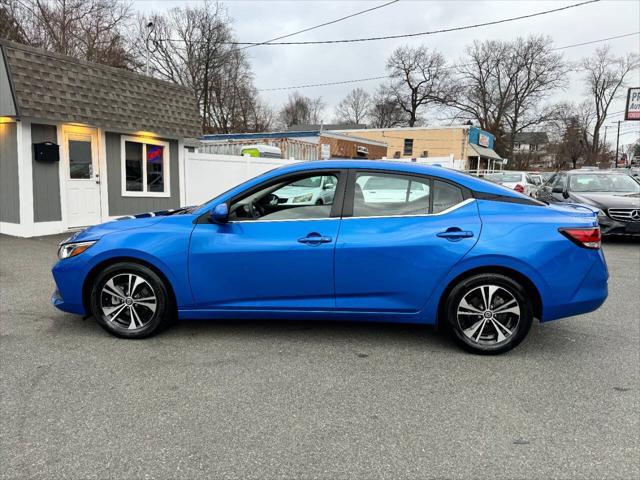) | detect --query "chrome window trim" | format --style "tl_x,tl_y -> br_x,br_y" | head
228,216 -> 340,224
345,198 -> 475,220
226,198 -> 475,224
